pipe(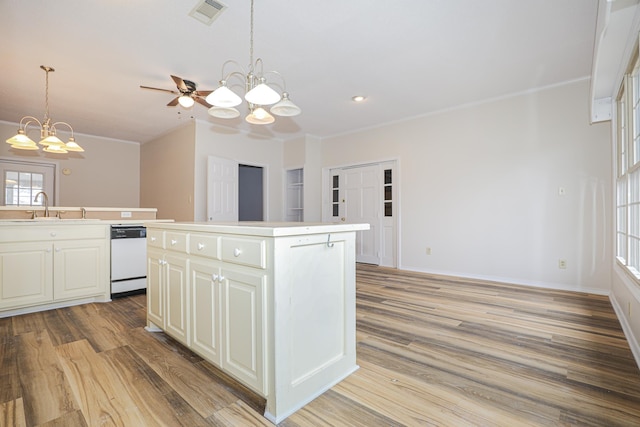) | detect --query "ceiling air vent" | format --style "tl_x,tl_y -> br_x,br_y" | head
189,0 -> 227,26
